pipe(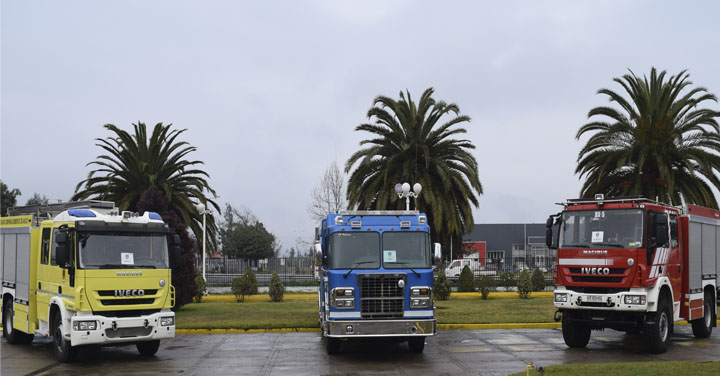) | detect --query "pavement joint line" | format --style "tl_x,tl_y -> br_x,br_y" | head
3,319 -> 719,334
174,319 -> 720,334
